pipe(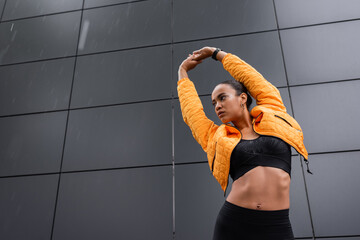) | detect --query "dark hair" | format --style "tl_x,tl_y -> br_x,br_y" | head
217,79 -> 253,110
